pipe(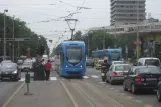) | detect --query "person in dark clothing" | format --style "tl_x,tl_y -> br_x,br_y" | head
45,60 -> 52,81
33,58 -> 45,81
101,59 -> 110,71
